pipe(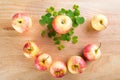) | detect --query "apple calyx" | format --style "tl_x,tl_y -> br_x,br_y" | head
95,42 -> 101,53
24,41 -> 34,54
100,20 -> 103,25
54,70 -> 64,77
72,64 -> 80,71
18,20 -> 22,24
